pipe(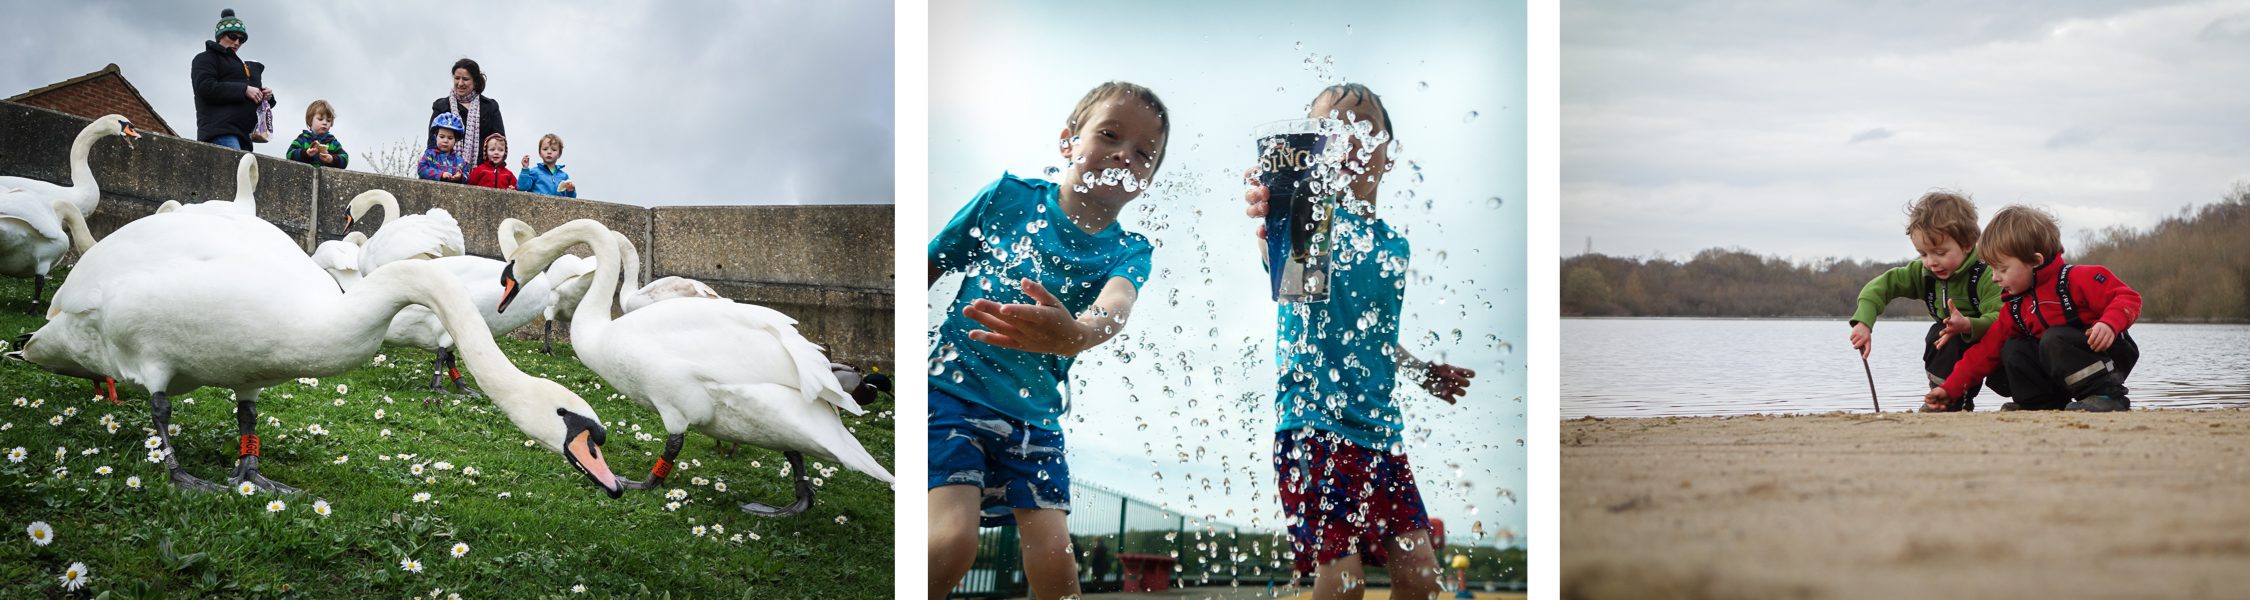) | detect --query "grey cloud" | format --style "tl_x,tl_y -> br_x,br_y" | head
1848,127 -> 1896,144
